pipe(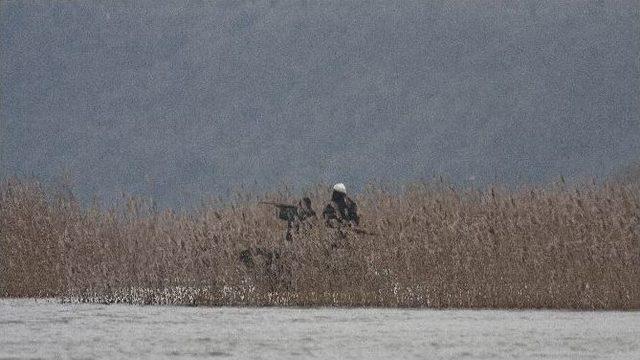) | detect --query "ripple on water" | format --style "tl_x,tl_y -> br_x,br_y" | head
0,320 -> 24,325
